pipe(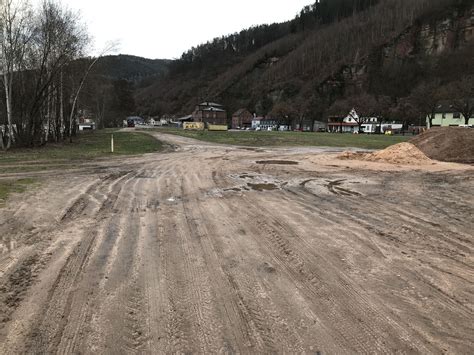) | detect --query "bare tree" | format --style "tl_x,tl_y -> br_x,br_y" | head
409,80 -> 444,128
67,42 -> 117,142
0,0 -> 32,150
444,75 -> 474,125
